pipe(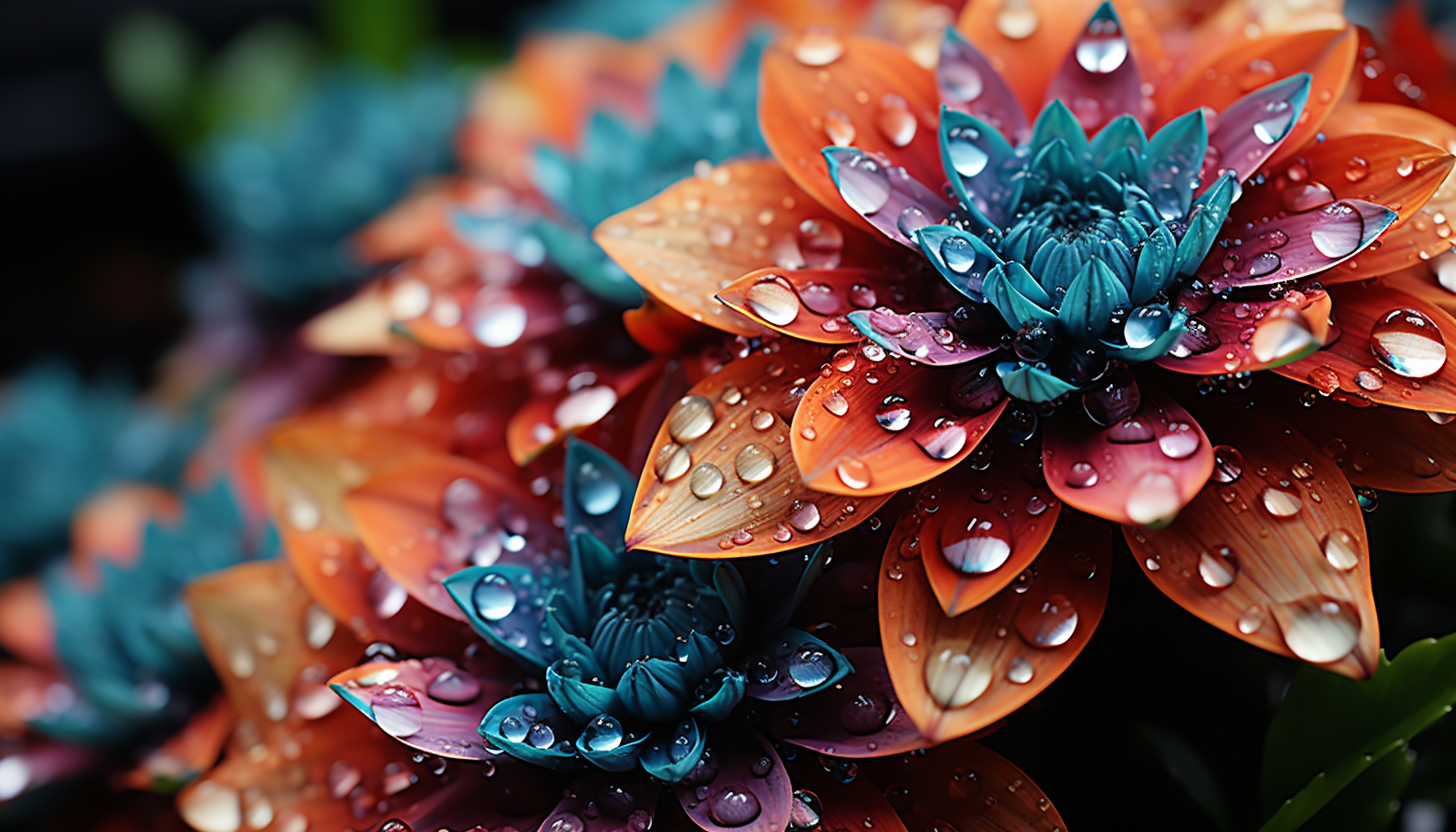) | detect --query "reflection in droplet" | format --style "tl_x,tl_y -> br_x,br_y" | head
1322,530 -> 1360,571
924,649 -> 992,708
690,463 -> 726,499
1278,597 -> 1361,663
1370,307 -> 1448,379
1197,548 -> 1238,588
